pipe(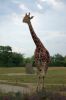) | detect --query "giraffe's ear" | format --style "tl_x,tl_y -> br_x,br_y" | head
26,13 -> 27,16
28,12 -> 30,16
30,16 -> 34,19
